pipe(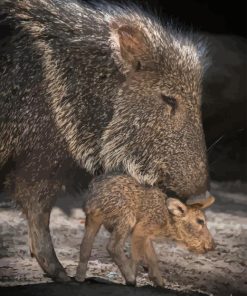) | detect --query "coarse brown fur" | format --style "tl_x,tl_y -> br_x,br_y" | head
0,0 -> 209,280
76,174 -> 215,286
